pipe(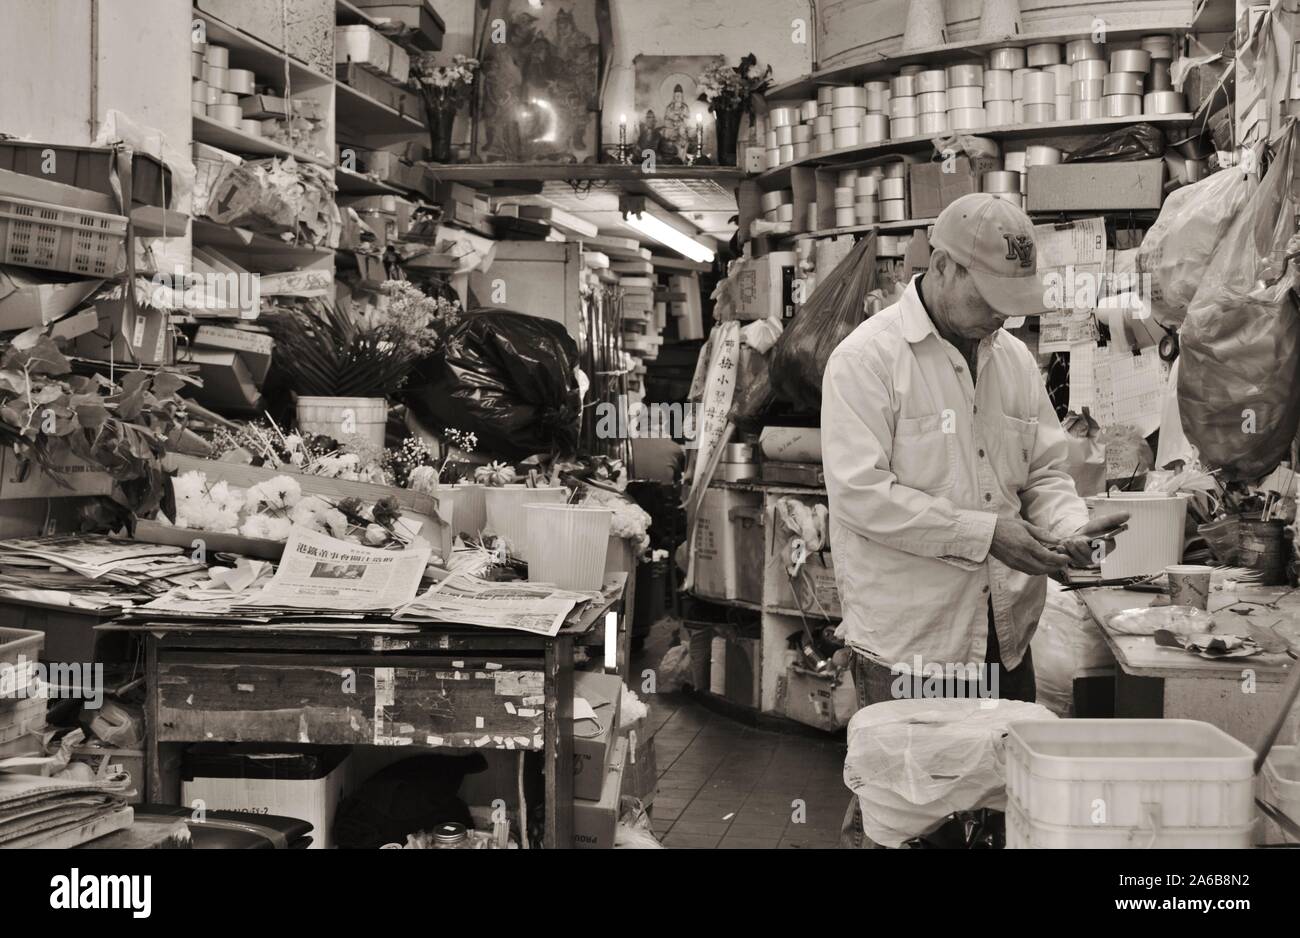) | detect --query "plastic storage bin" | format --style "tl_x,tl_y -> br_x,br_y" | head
1005,719 -> 1256,848
1257,745 -> 1300,845
0,195 -> 127,276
